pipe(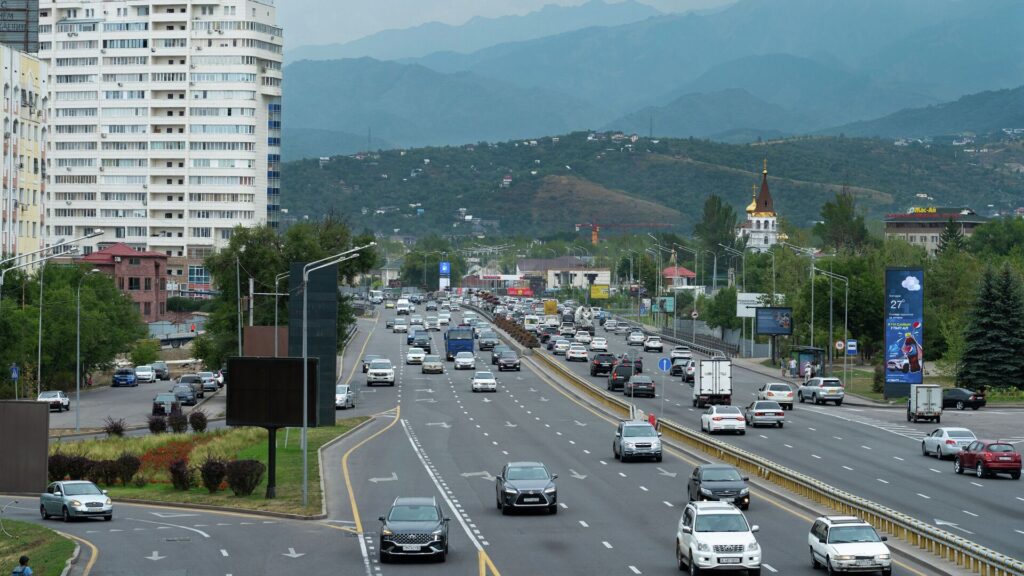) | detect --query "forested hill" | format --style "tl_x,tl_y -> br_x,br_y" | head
280,133 -> 1024,237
